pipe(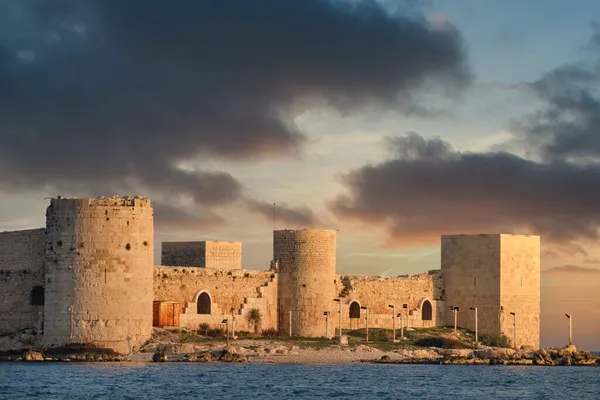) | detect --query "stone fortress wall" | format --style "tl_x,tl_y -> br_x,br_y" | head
0,229 -> 46,350
441,234 -> 540,348
161,241 -> 242,269
499,234 -> 540,349
334,272 -> 444,331
0,195 -> 542,353
43,197 -> 154,354
153,267 -> 277,332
